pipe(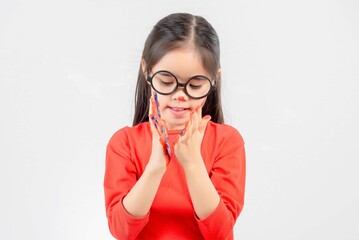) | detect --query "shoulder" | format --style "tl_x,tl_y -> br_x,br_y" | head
205,121 -> 245,146
108,122 -> 151,146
